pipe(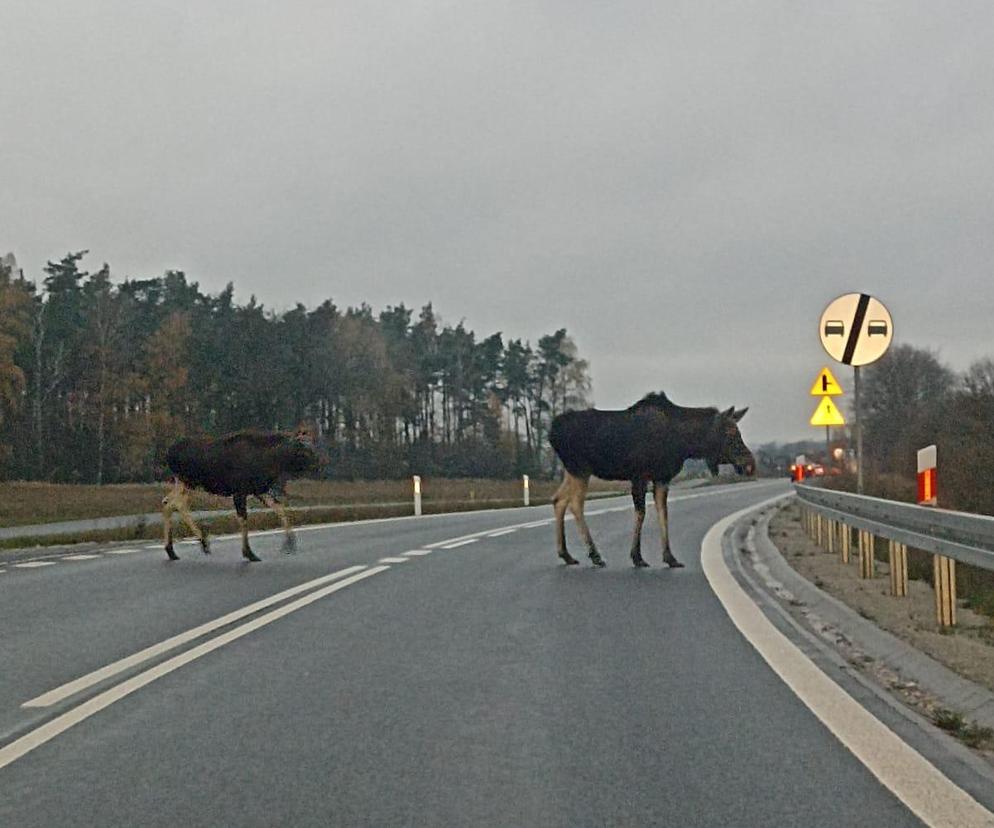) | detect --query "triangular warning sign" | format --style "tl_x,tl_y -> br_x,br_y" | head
810,397 -> 846,426
810,366 -> 844,396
